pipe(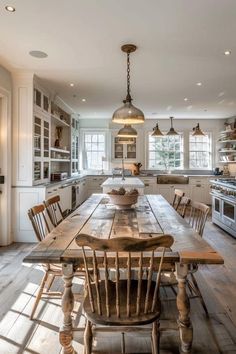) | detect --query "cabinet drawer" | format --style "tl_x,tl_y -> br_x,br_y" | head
189,178 -> 208,185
